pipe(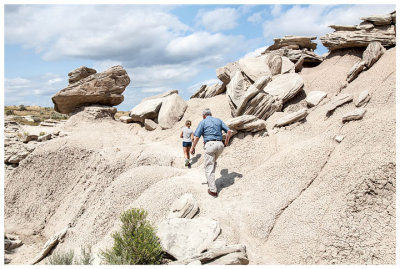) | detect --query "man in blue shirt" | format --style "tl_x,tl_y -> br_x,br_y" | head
191,108 -> 231,197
